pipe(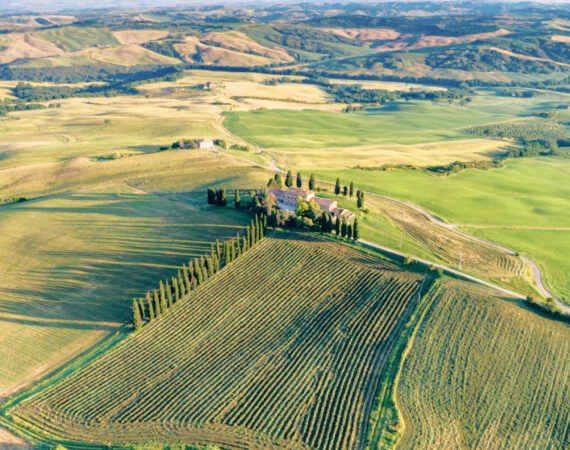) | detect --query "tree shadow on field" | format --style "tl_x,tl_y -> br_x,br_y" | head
0,194 -> 247,326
